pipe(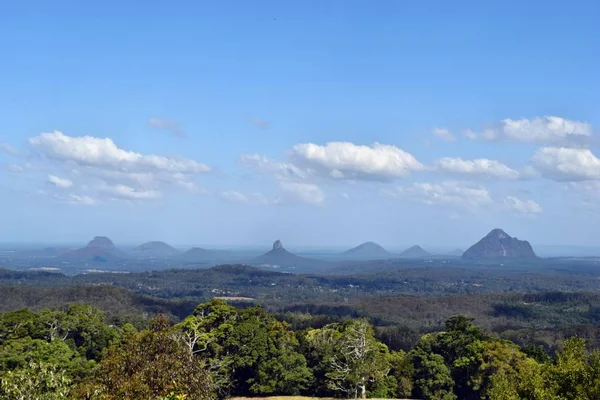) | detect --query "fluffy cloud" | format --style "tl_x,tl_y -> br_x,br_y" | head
433,157 -> 520,179
279,181 -> 325,206
504,196 -> 542,215
390,181 -> 493,209
386,181 -> 542,216
148,118 -> 186,138
465,116 -> 592,144
290,141 -> 424,181
432,128 -> 456,142
47,174 -> 73,189
29,131 -> 209,174
25,131 -> 210,203
532,147 -> 600,181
